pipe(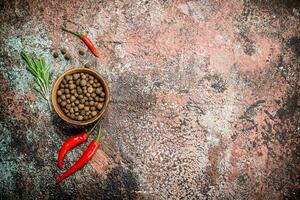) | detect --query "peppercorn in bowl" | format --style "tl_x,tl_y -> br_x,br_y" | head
52,68 -> 109,125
